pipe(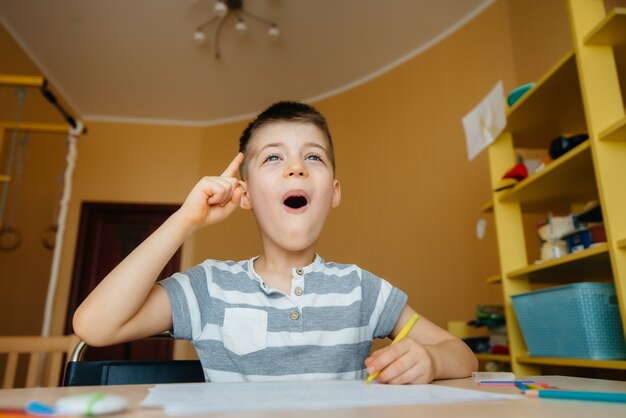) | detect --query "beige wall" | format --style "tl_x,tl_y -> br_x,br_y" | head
505,0 -> 572,84
1,0 -> 576,338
